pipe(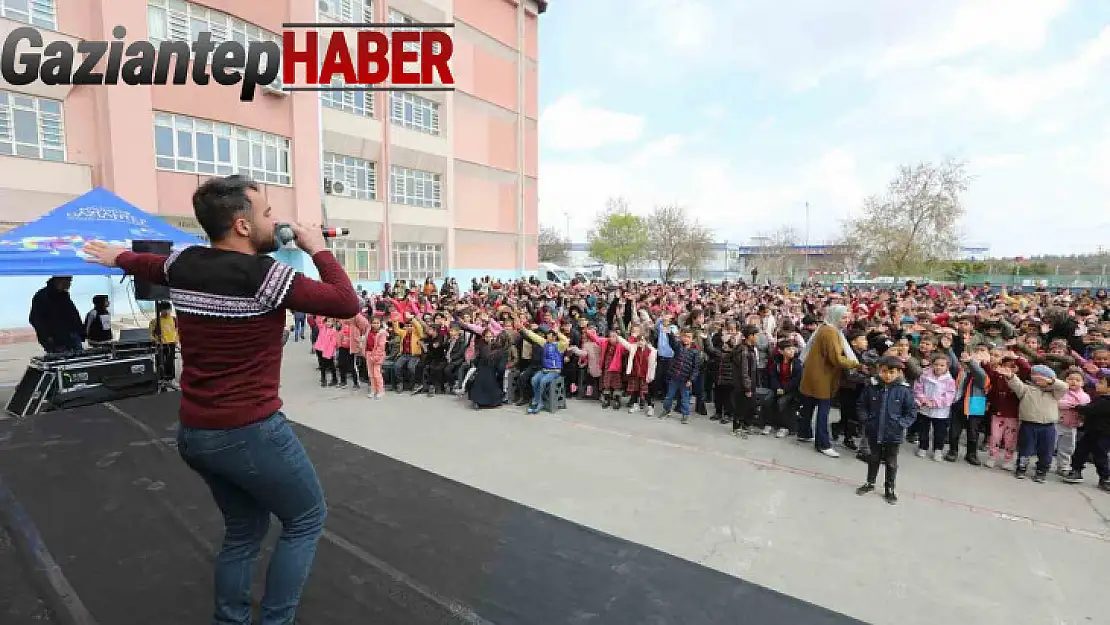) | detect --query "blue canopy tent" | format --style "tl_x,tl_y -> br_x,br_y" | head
0,187 -> 204,276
